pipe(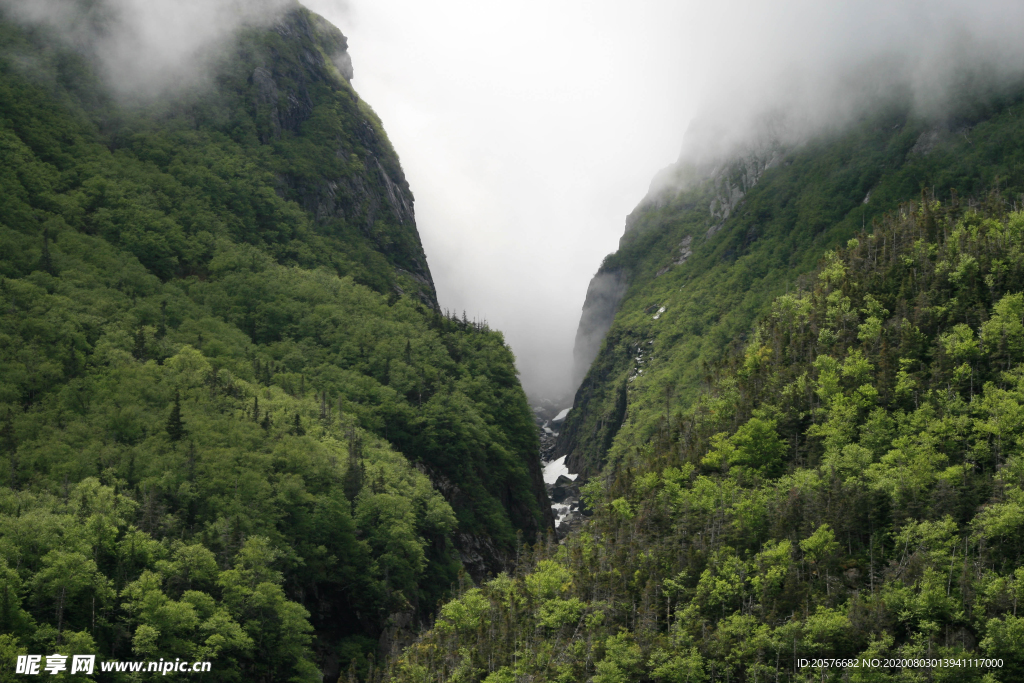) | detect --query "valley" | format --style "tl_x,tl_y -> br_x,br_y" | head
4,2 -> 1024,682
